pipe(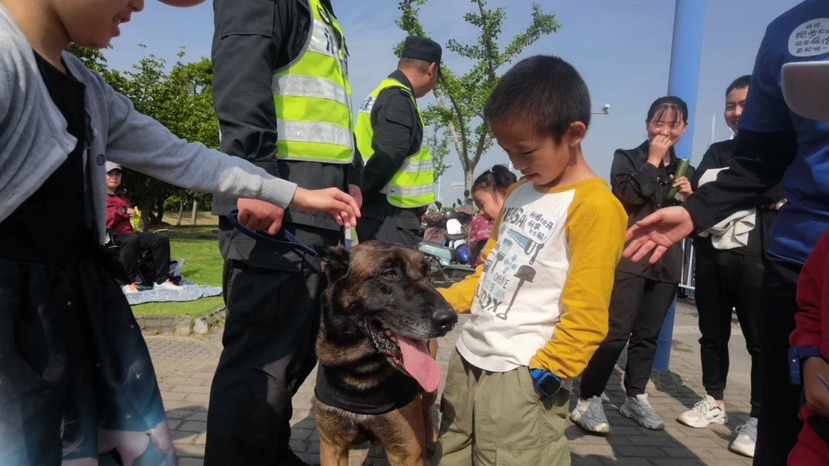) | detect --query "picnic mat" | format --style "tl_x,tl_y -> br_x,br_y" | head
124,278 -> 222,306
